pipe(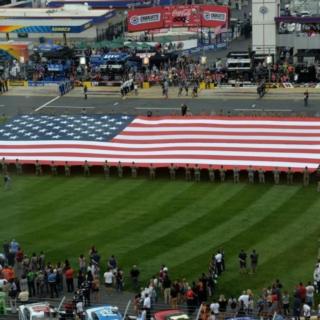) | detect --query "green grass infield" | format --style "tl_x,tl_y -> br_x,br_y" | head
1,175 -> 318,296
